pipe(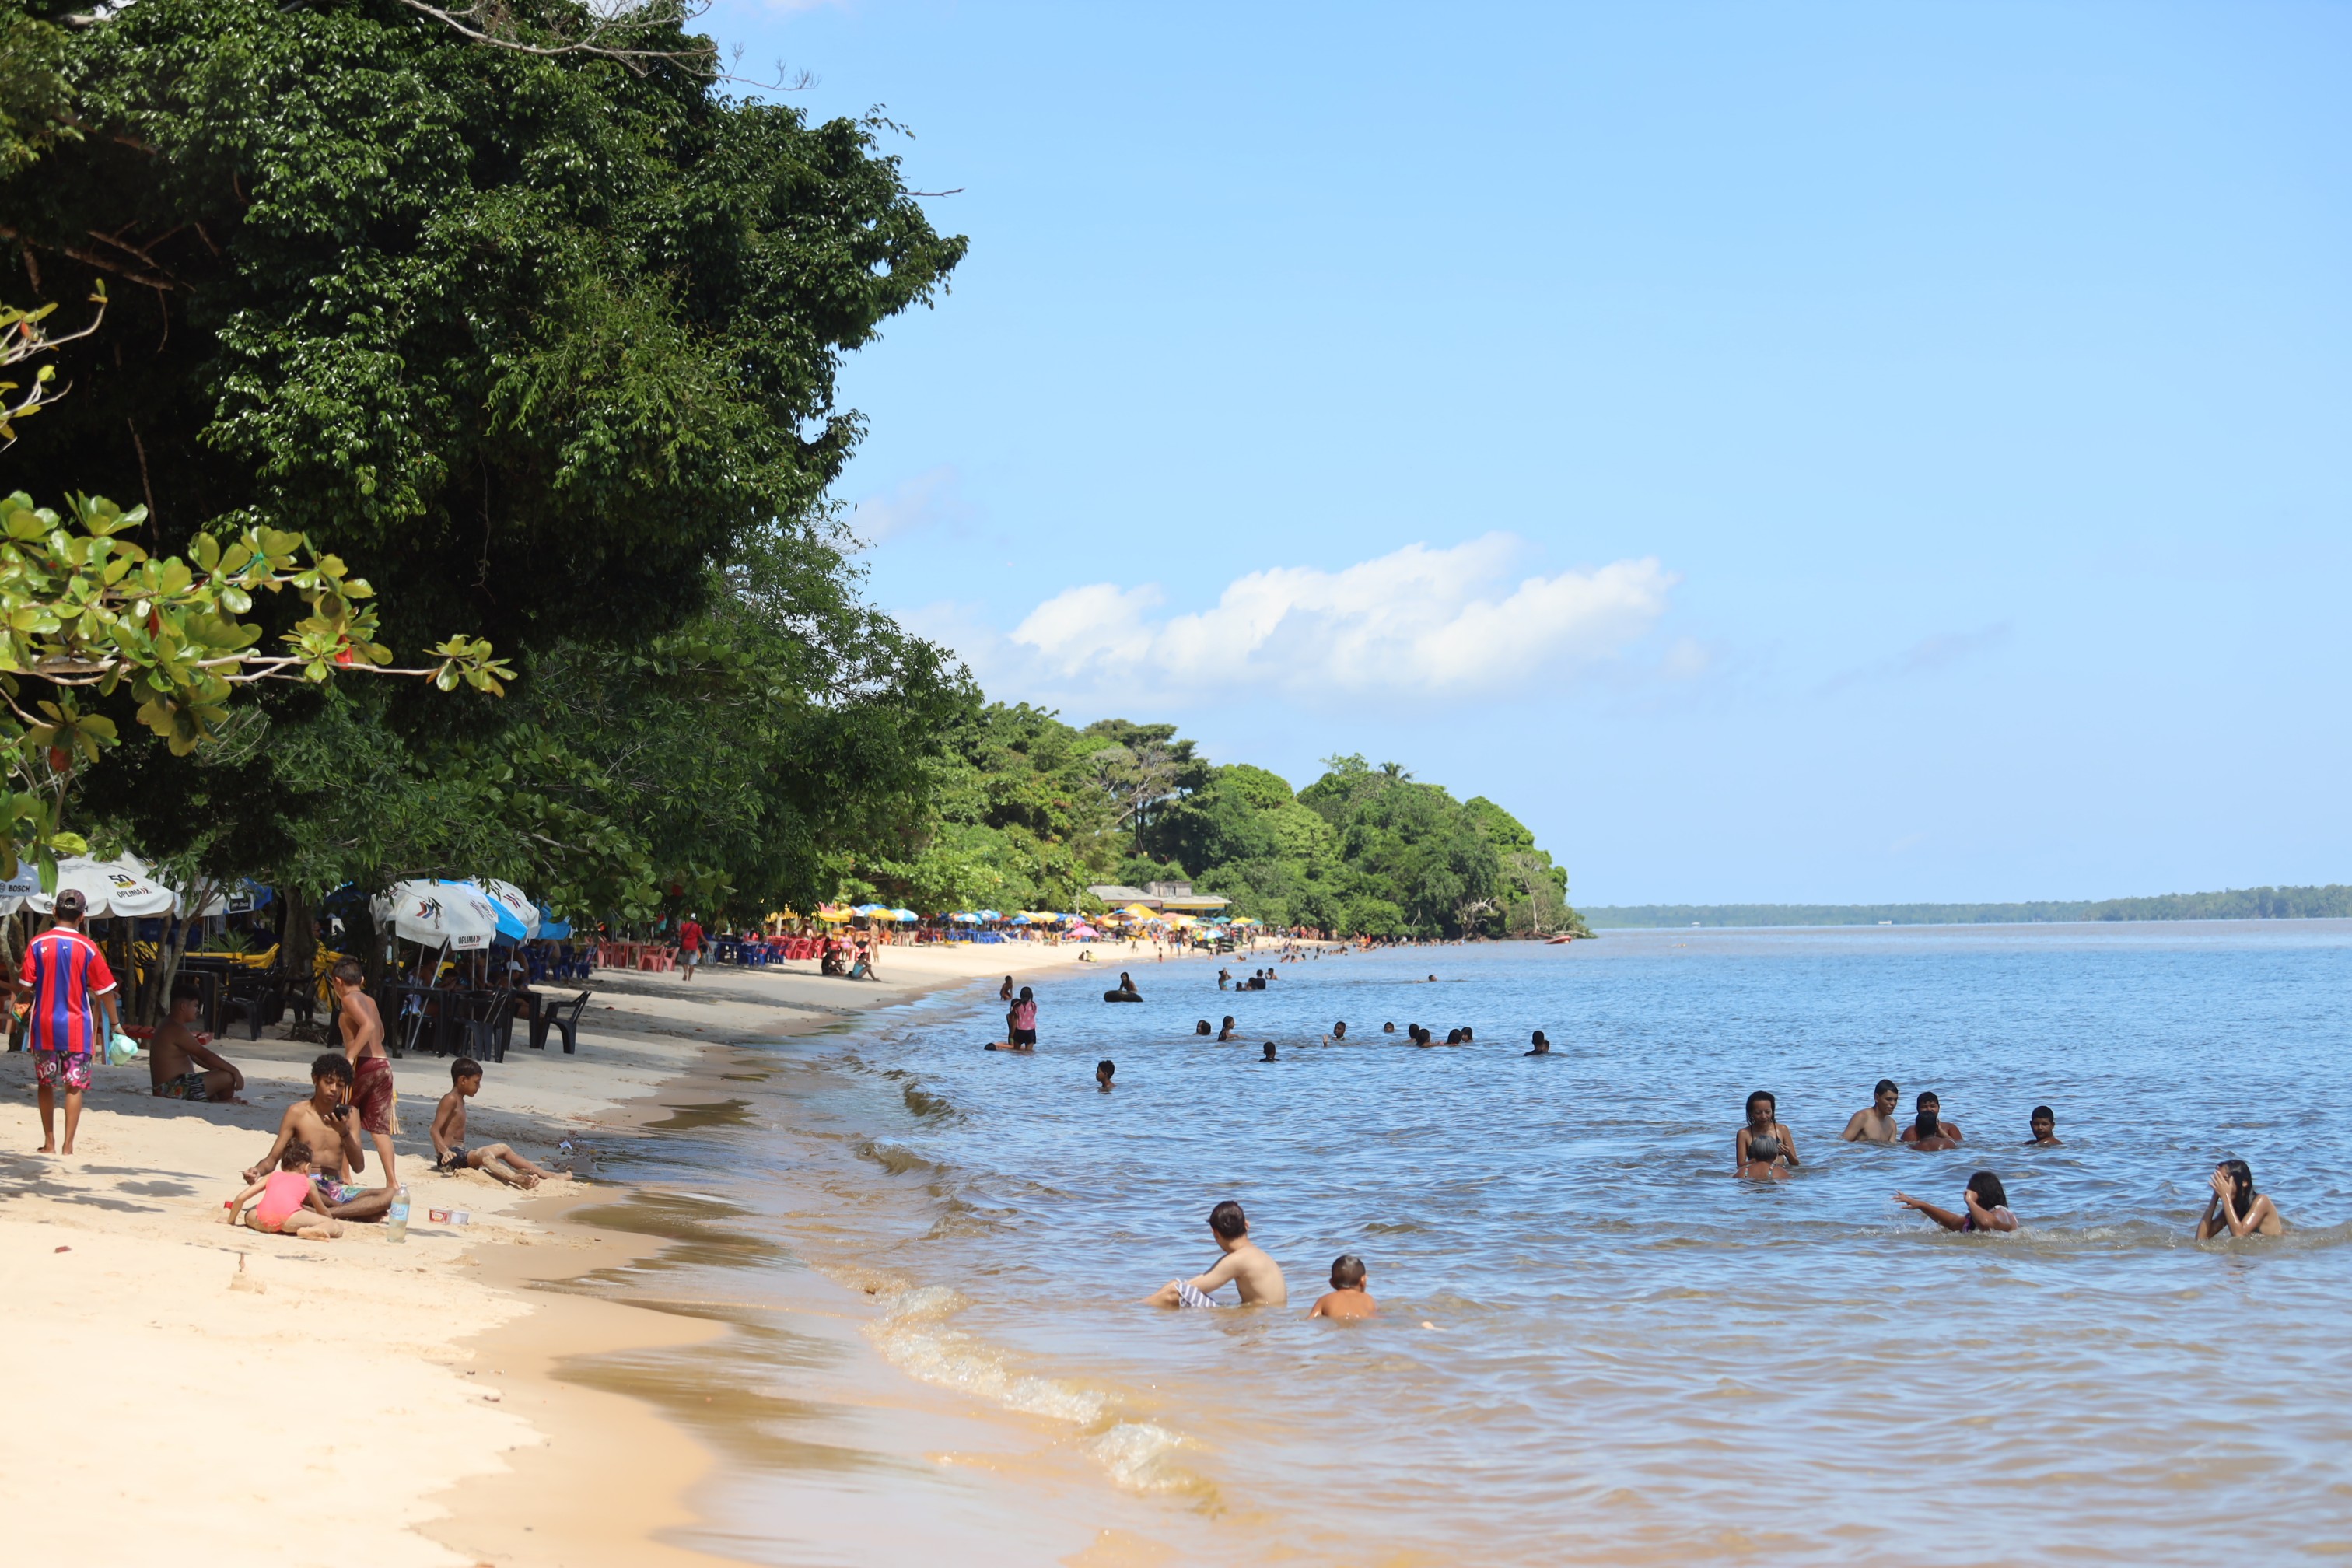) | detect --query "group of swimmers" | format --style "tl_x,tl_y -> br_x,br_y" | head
1731,1080 -> 2285,1237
